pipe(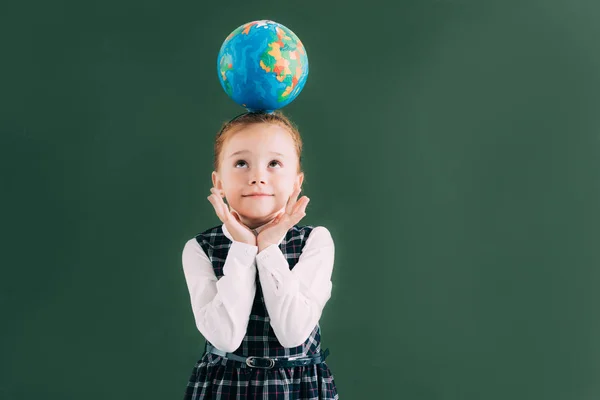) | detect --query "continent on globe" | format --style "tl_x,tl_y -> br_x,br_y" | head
217,20 -> 309,112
